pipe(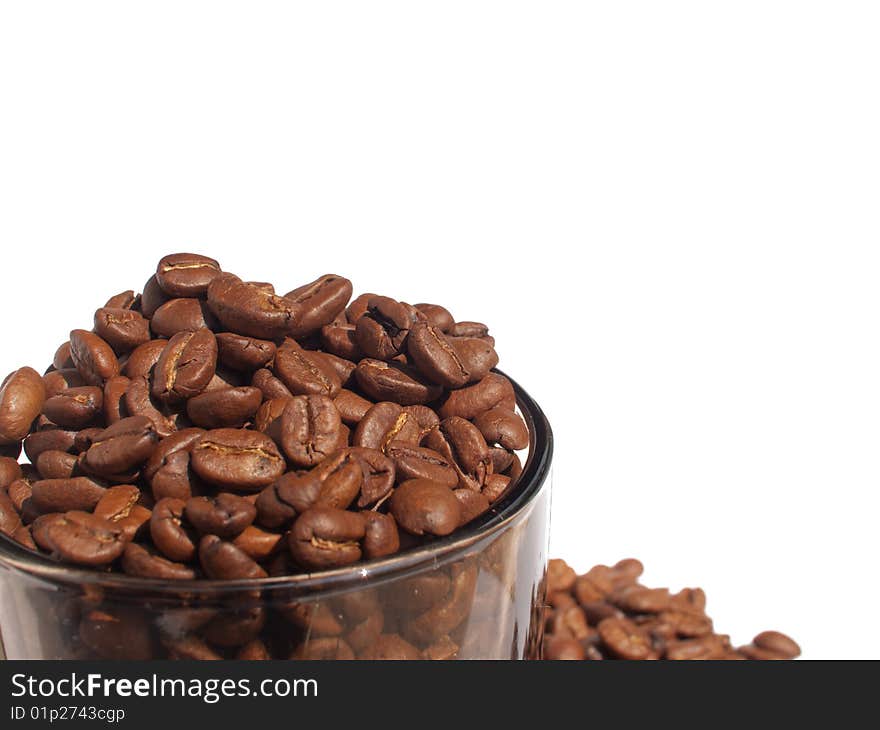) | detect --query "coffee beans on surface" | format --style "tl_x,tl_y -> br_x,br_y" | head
0,254 -> 527,578
543,558 -> 801,660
